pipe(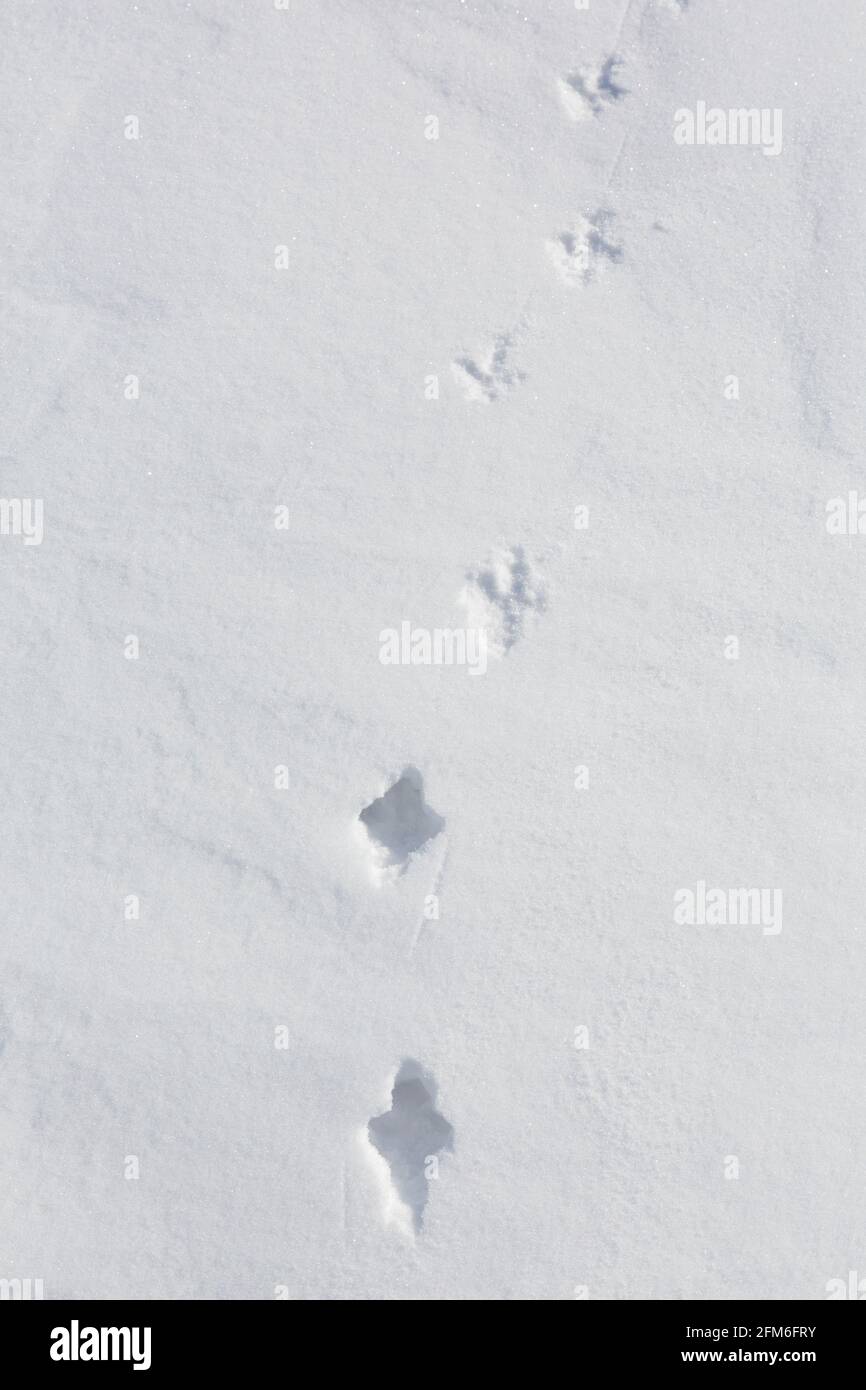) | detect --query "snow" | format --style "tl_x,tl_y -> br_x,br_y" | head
1,0 -> 864,1300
